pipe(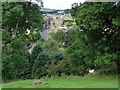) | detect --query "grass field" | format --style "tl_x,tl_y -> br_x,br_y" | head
2,74 -> 118,88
